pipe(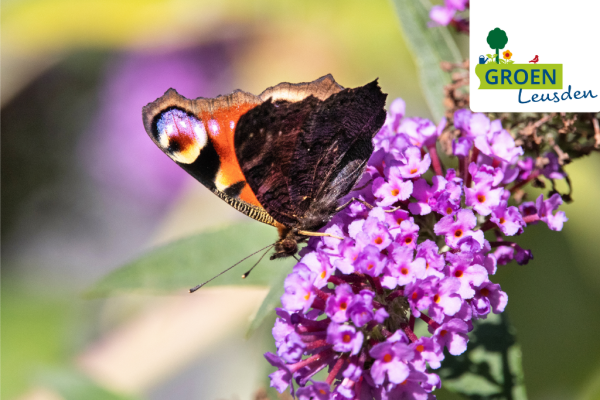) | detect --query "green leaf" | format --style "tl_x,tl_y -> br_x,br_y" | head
39,368 -> 138,400
246,267 -> 288,338
508,60 -> 515,64
87,222 -> 296,297
438,313 -> 528,400
390,0 -> 462,122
